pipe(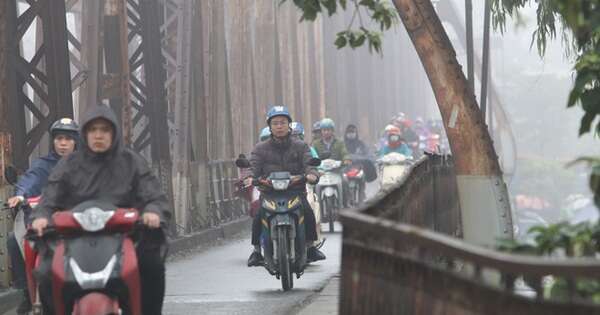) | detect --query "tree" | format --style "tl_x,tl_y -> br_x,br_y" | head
285,0 -> 514,246
492,0 -> 600,207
